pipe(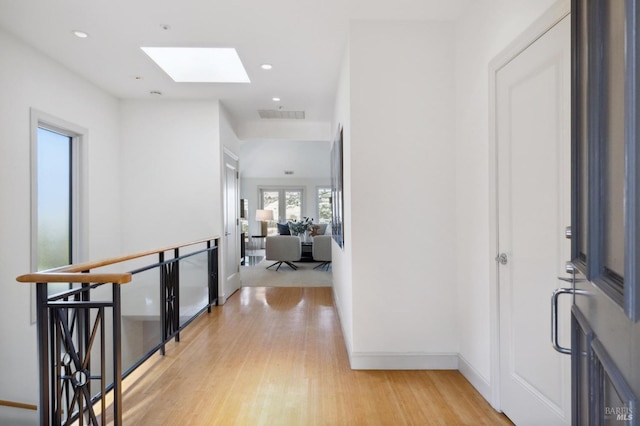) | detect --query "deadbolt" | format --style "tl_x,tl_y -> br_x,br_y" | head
565,226 -> 572,239
565,262 -> 575,274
